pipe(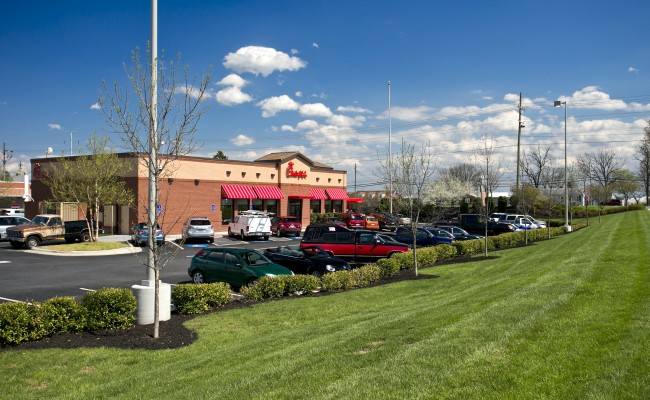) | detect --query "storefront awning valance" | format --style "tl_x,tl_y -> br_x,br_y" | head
288,195 -> 312,199
253,186 -> 285,199
347,197 -> 364,203
309,188 -> 328,200
221,184 -> 257,199
326,189 -> 349,200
